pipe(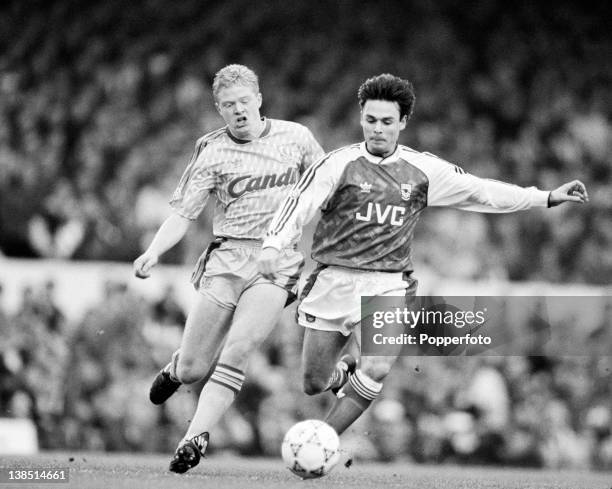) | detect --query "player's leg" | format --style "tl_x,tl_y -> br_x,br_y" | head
170,245 -> 302,473
149,293 -> 232,404
151,242 -> 238,405
167,293 -> 242,474
301,327 -> 354,395
324,352 -> 400,435
297,266 -> 357,396
179,283 -> 288,448
174,293 -> 234,384
323,272 -> 417,435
